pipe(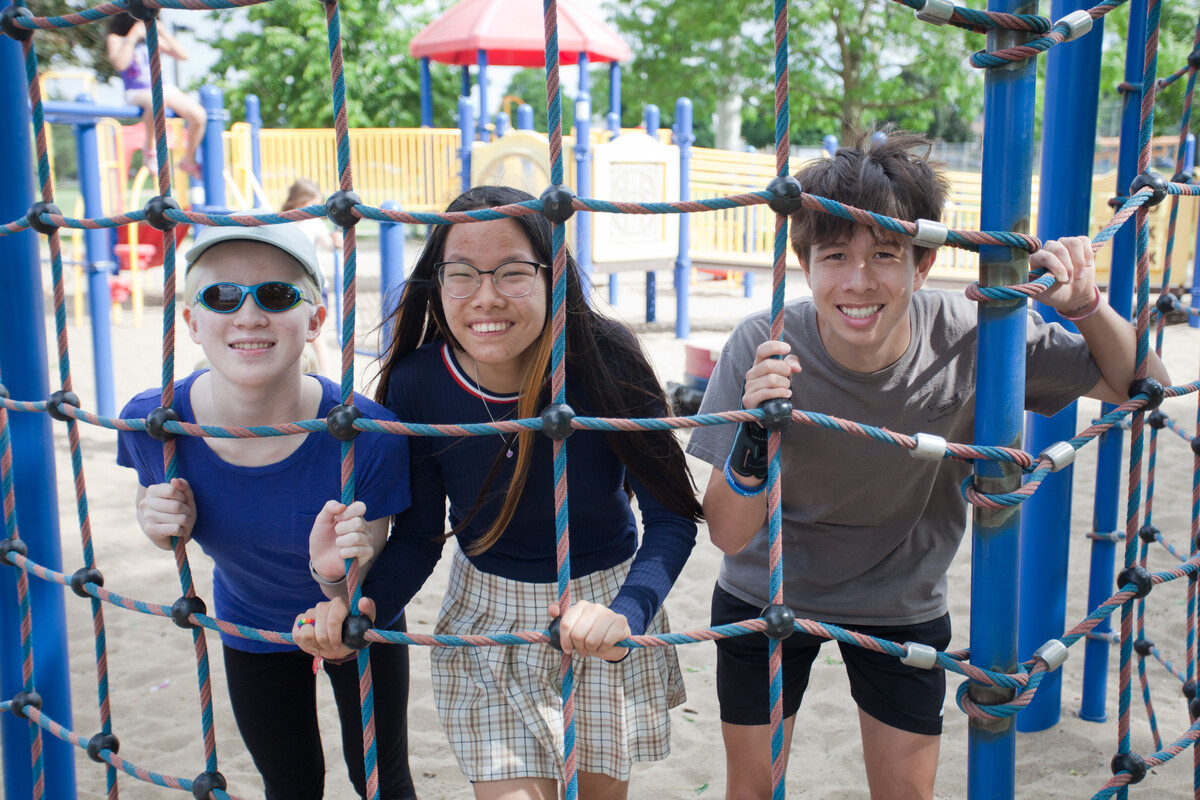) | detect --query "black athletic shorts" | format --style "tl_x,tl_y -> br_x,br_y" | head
712,583 -> 951,736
